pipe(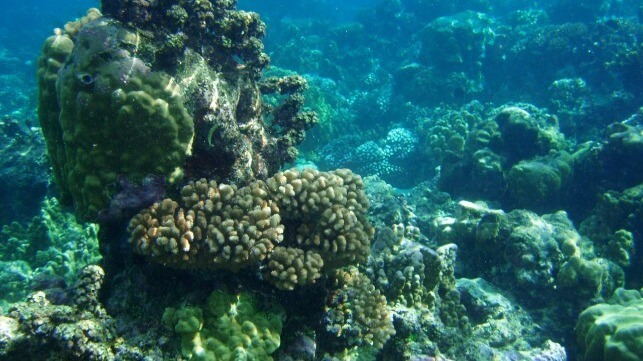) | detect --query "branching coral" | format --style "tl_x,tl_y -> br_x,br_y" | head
129,168 -> 374,290
324,267 -> 395,350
